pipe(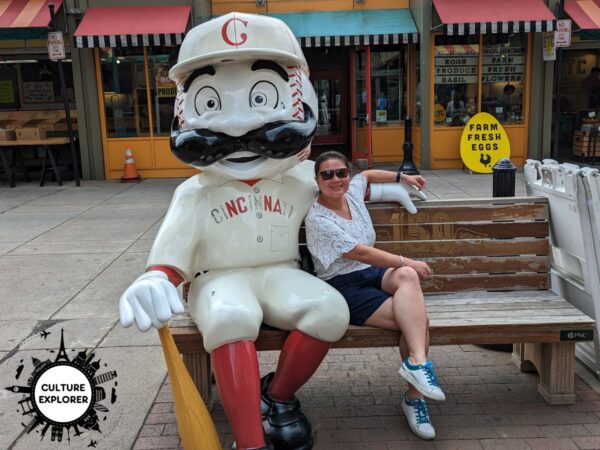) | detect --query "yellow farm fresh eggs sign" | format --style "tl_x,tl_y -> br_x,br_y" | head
460,113 -> 510,173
